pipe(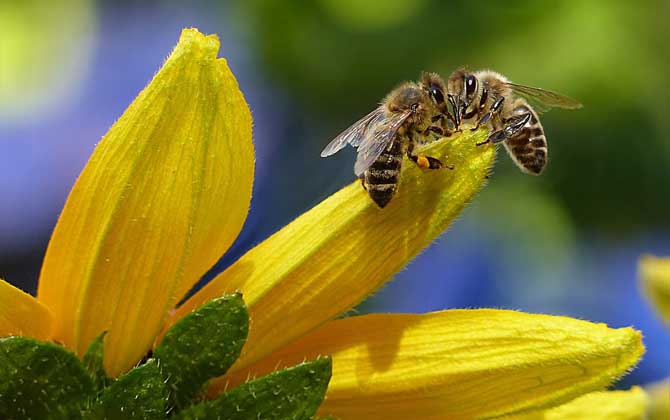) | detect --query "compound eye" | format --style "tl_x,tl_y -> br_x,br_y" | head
411,103 -> 419,112
429,84 -> 444,104
465,75 -> 477,96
